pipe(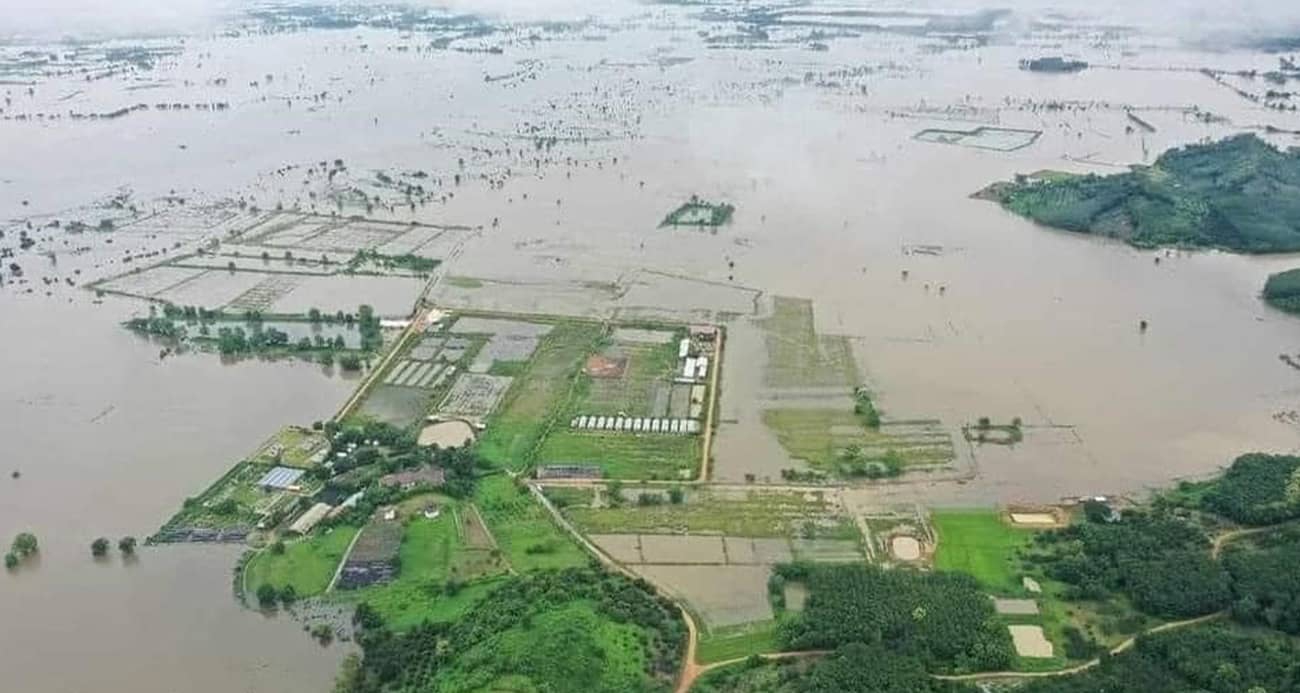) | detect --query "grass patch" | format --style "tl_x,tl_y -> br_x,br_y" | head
253,425 -> 328,468
474,475 -> 588,571
486,360 -> 529,377
932,510 -> 1037,593
536,430 -> 699,480
339,575 -> 506,631
565,490 -> 858,539
245,525 -> 358,597
697,622 -> 780,664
